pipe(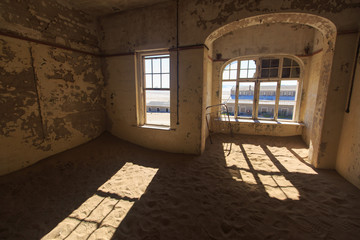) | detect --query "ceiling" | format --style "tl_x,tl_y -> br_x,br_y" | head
57,0 -> 171,17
